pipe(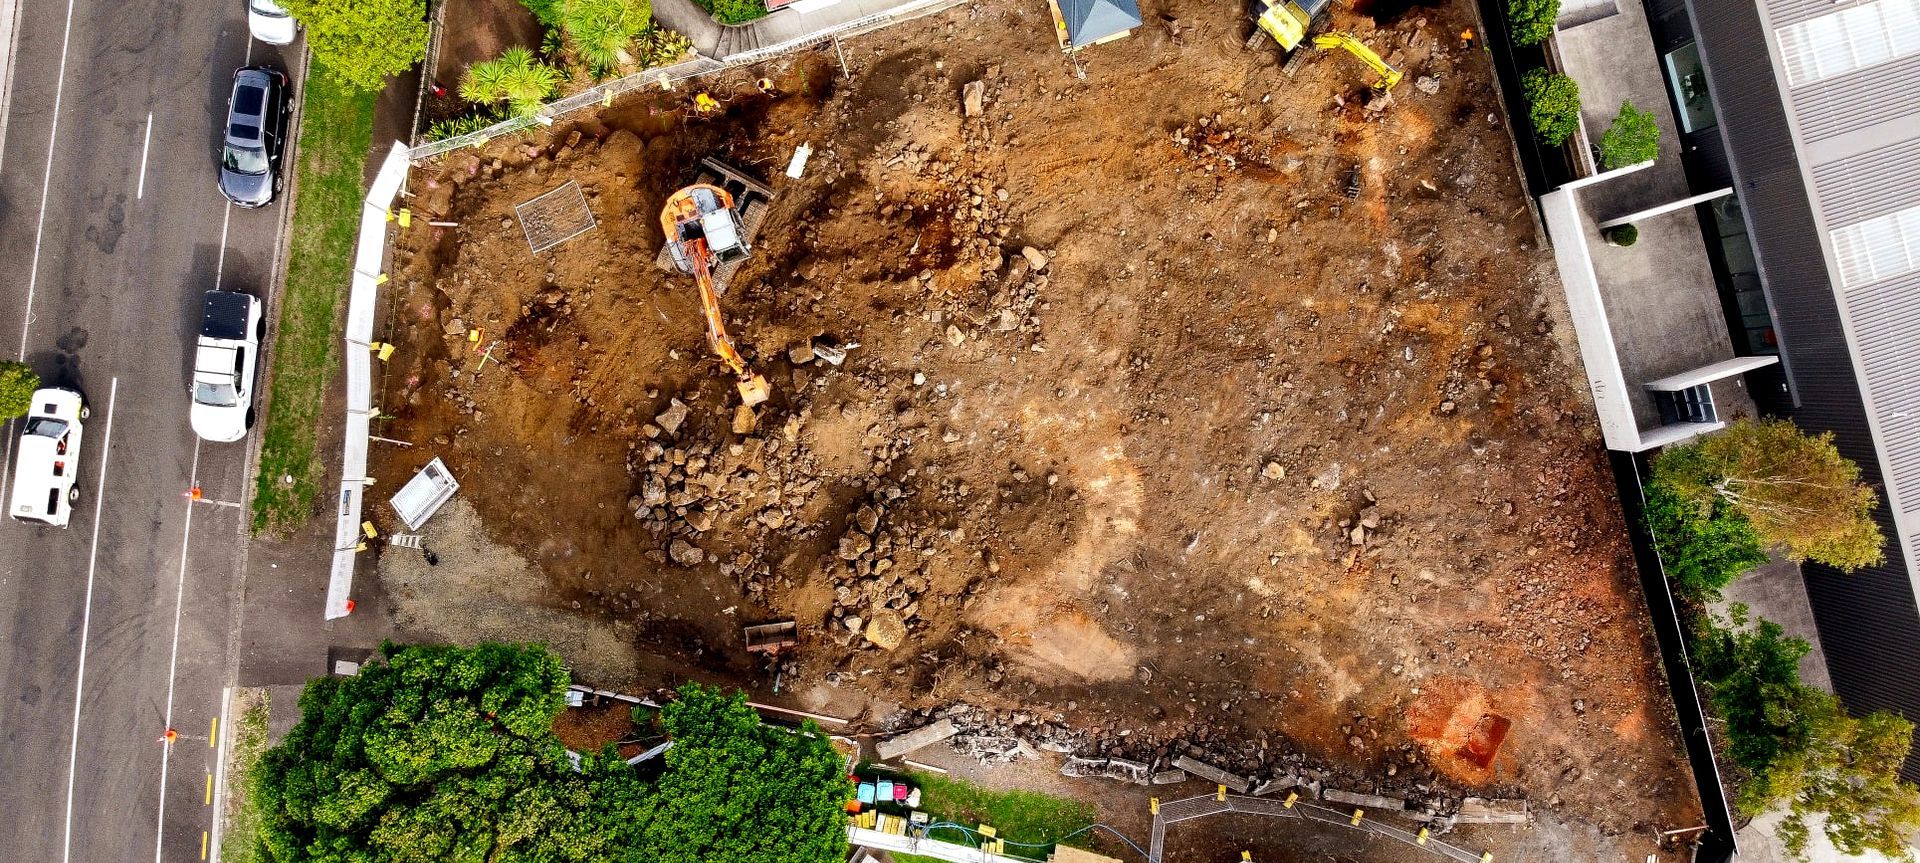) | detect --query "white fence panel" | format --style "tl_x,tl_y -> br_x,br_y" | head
325,141 -> 411,620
